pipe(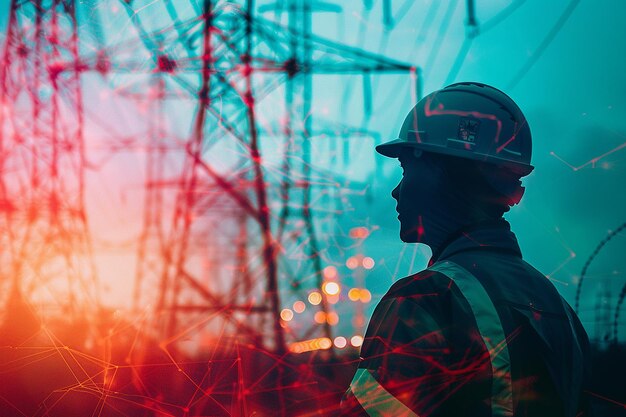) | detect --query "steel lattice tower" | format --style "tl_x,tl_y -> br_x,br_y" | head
89,0 -> 419,353
5,0 -> 419,353
0,0 -> 99,326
